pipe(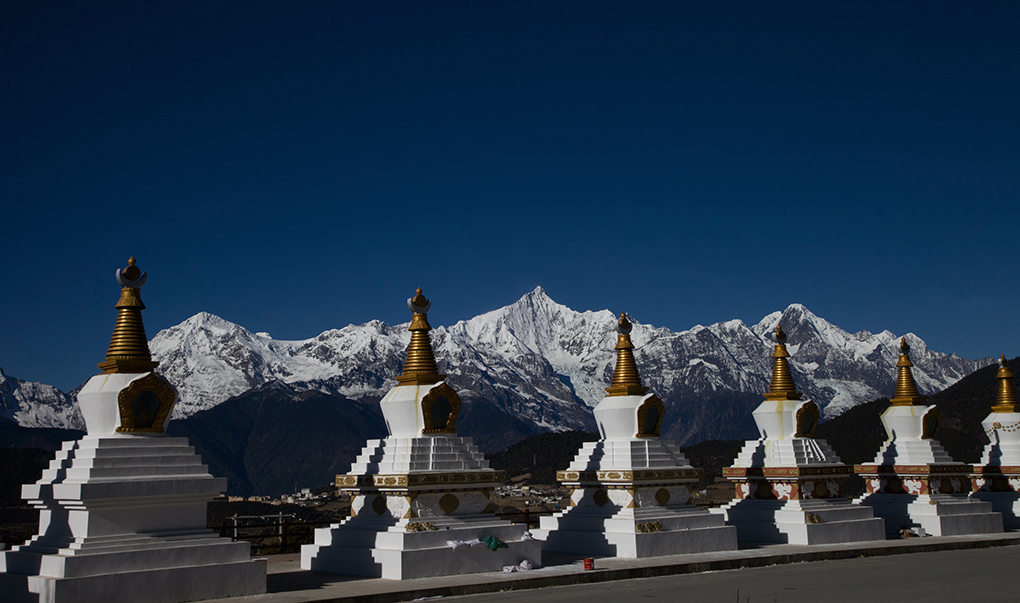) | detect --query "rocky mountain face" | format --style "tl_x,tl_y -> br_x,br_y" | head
0,368 -> 82,430
165,383 -> 387,497
3,288 -> 992,446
